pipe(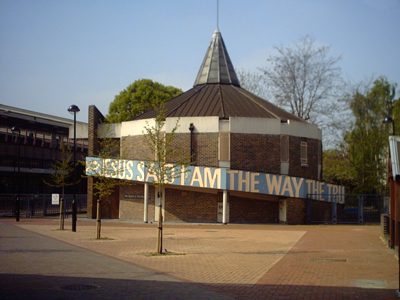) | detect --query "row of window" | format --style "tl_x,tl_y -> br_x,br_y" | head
0,156 -> 56,169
